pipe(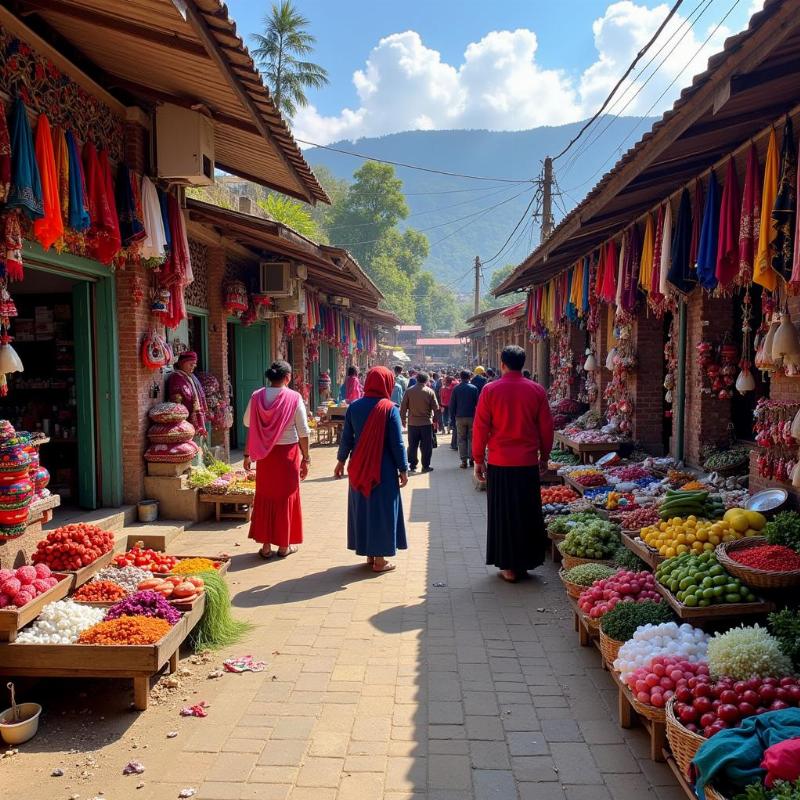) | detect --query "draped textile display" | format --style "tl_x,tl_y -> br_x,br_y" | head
696,170 -> 720,291
754,128 -> 779,291
716,158 -> 741,289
